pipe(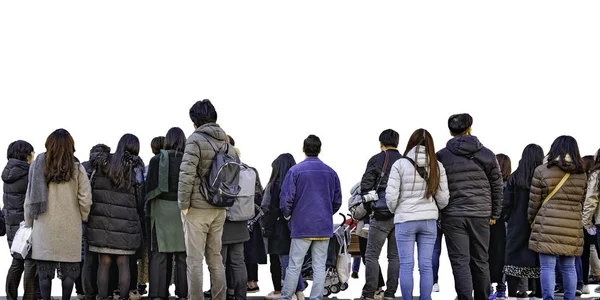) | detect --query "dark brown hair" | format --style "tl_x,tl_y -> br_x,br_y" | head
403,128 -> 439,198
495,153 -> 512,182
44,129 -> 76,184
